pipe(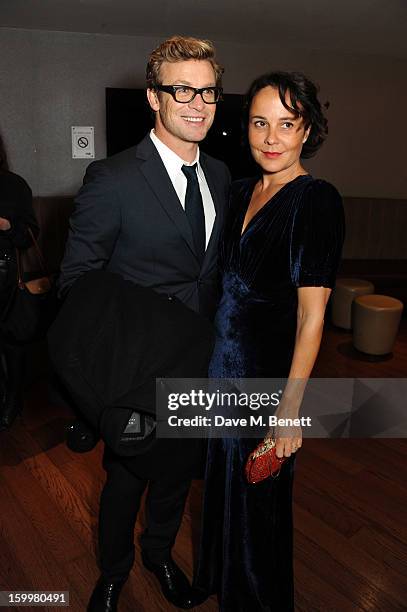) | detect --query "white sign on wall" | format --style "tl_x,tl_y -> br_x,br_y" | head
71,126 -> 95,159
